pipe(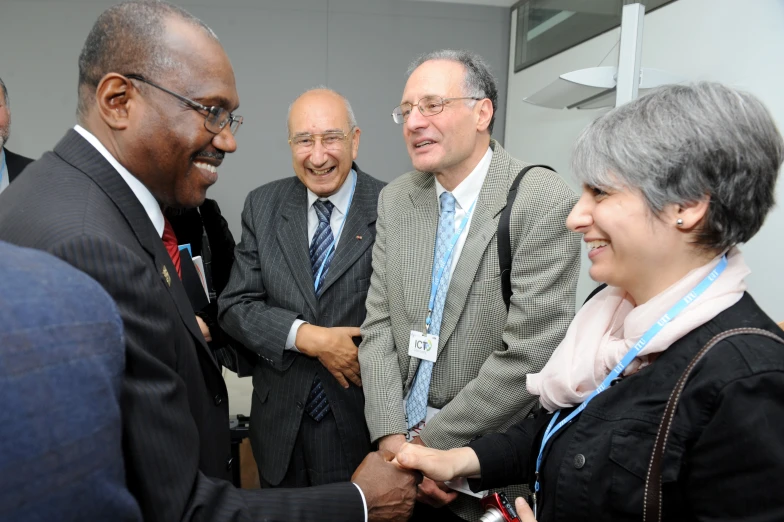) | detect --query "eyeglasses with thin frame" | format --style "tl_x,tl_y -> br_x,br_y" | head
288,127 -> 356,152
391,95 -> 484,124
124,74 -> 243,136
